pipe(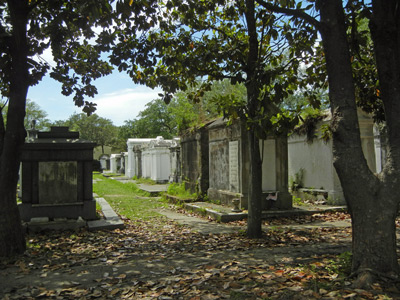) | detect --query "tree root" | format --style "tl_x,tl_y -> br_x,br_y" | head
349,268 -> 400,289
